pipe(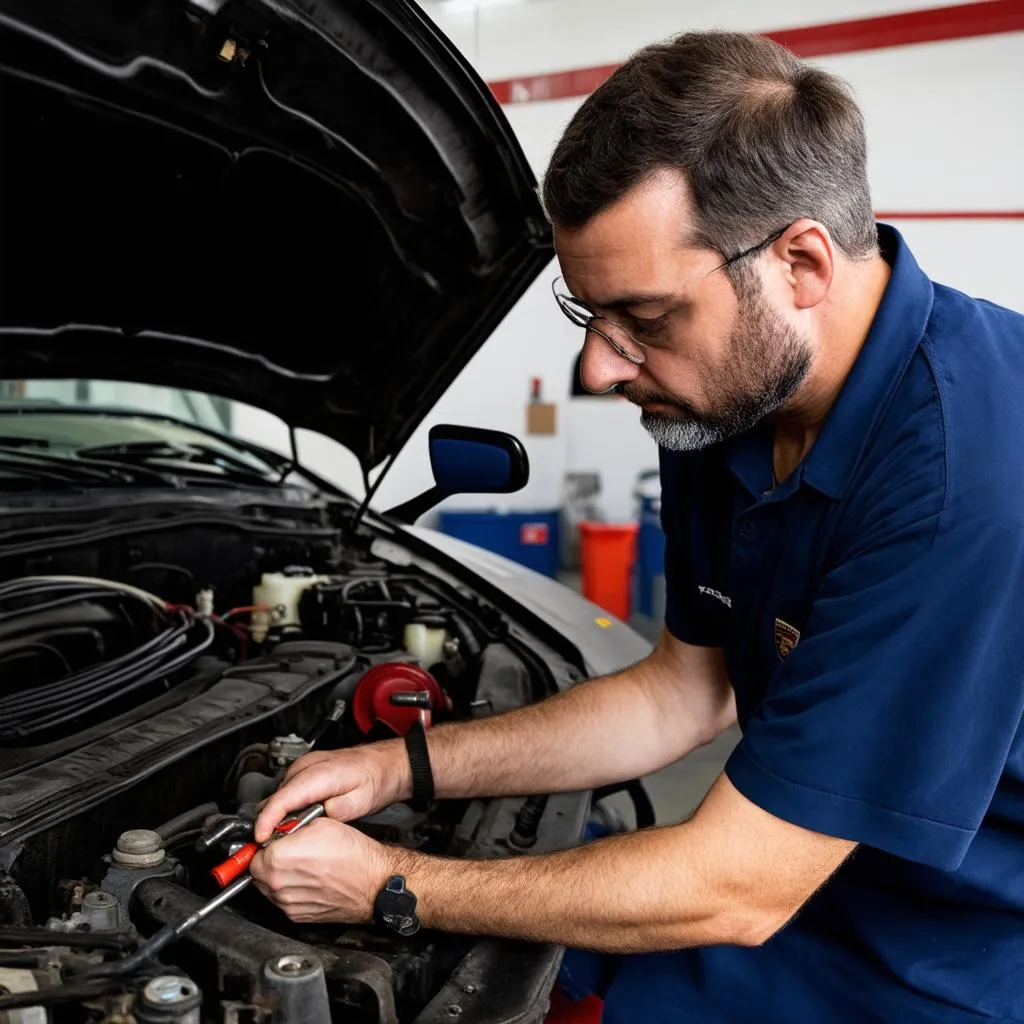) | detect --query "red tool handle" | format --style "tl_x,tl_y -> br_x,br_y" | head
210,819 -> 299,888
